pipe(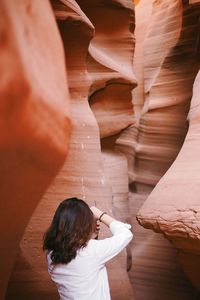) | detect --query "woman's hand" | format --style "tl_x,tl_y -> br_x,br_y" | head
90,206 -> 102,220
90,206 -> 101,239
94,220 -> 100,239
